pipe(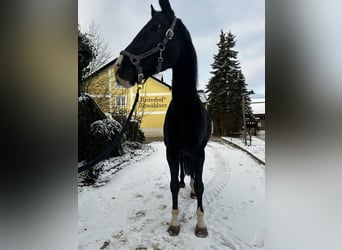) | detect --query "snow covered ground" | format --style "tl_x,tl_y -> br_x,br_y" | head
221,134 -> 265,164
78,138 -> 265,250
